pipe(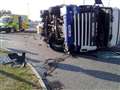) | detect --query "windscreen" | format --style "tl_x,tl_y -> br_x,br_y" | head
0,17 -> 12,23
